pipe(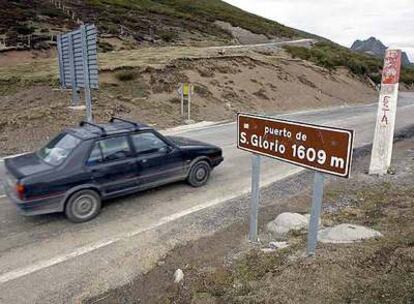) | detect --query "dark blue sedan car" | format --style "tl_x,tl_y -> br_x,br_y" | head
3,118 -> 223,222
